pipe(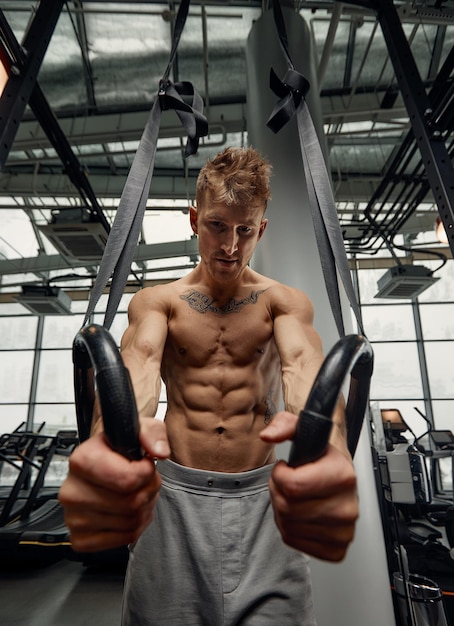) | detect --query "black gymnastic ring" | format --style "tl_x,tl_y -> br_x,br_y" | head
73,323 -> 142,460
288,334 -> 374,466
